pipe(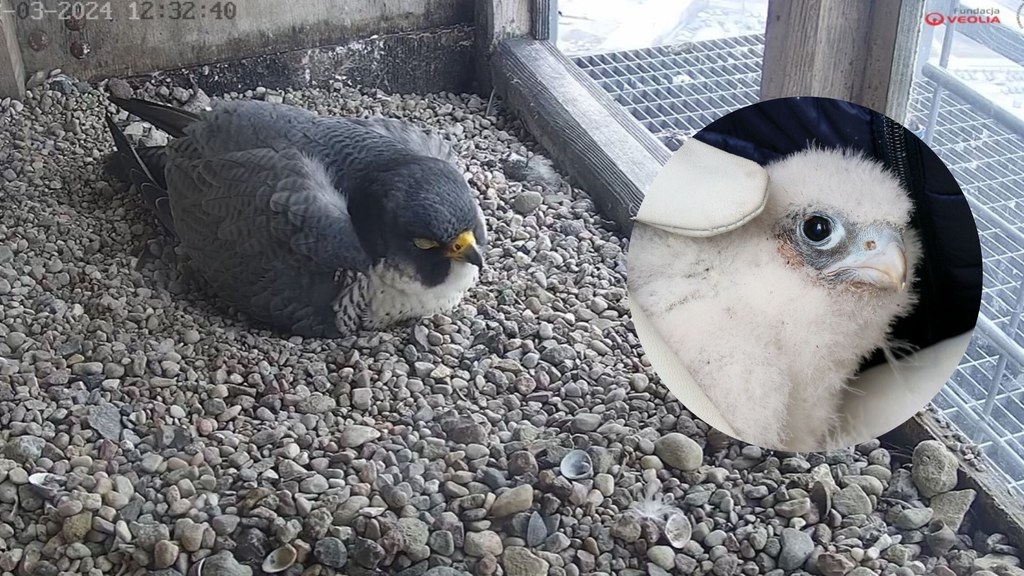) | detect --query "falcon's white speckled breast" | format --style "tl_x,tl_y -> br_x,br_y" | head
363,261 -> 479,328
